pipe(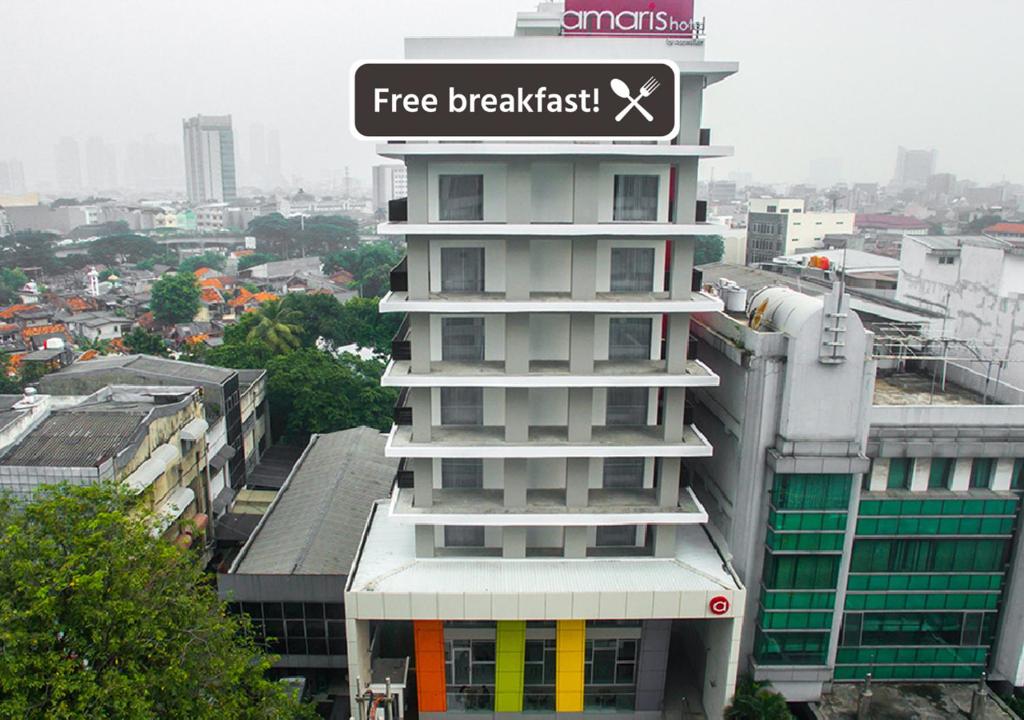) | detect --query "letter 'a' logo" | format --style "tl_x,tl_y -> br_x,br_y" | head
709,595 -> 730,615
